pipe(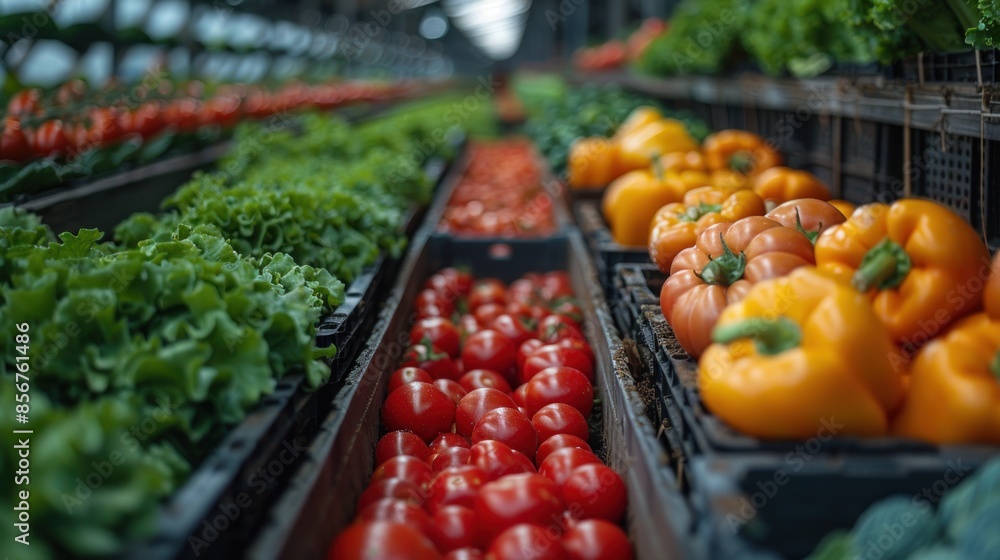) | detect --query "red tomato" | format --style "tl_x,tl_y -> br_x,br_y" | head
119,102 -> 164,138
371,455 -> 434,490
550,301 -> 584,325
8,89 -> 41,116
540,272 -> 574,301
511,384 -> 529,409
560,520 -> 633,560
203,93 -> 241,128
31,120 -> 70,158
416,289 -> 456,316
474,474 -> 565,546
469,279 -> 507,309
522,345 -> 594,385
458,314 -> 480,339
389,367 -> 434,393
532,404 -> 590,444
429,433 -> 470,455
0,119 -> 31,162
445,549 -> 484,560
431,446 -> 472,473
538,448 -> 602,488
382,382 -> 456,443
557,338 -> 595,367
455,388 -> 517,439
473,304 -> 506,326
459,369 -> 512,394
432,505 -> 478,553
376,430 -> 430,466
357,499 -> 436,541
163,98 -> 202,132
426,267 -> 474,299
77,107 -> 123,151
537,316 -> 585,344
412,318 -> 462,358
469,440 -> 536,481
357,478 -> 424,512
471,407 -> 537,461
504,301 -> 537,320
491,314 -> 535,347
433,379 -> 468,406
426,465 -> 488,512
536,435 -> 593,468
418,302 -> 452,319
462,330 -> 518,384
506,278 -> 538,304
328,521 -> 439,560
402,343 -> 461,381
562,464 -> 626,524
517,339 -> 545,371
524,368 -> 594,417
55,79 -> 87,105
487,524 -> 566,560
